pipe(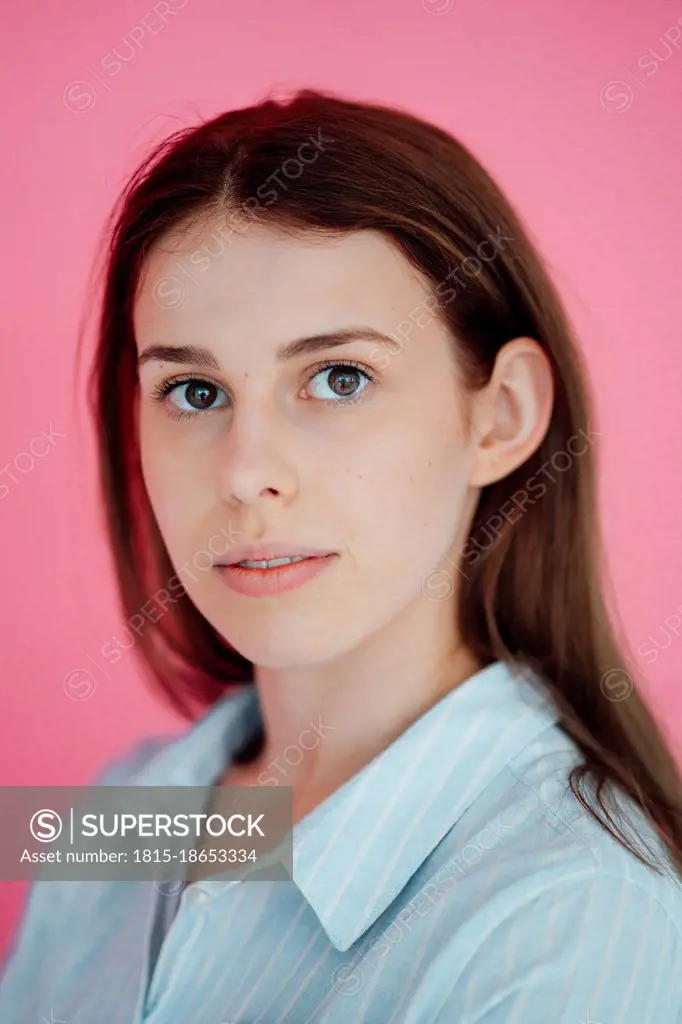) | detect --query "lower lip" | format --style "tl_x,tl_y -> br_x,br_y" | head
216,554 -> 337,597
